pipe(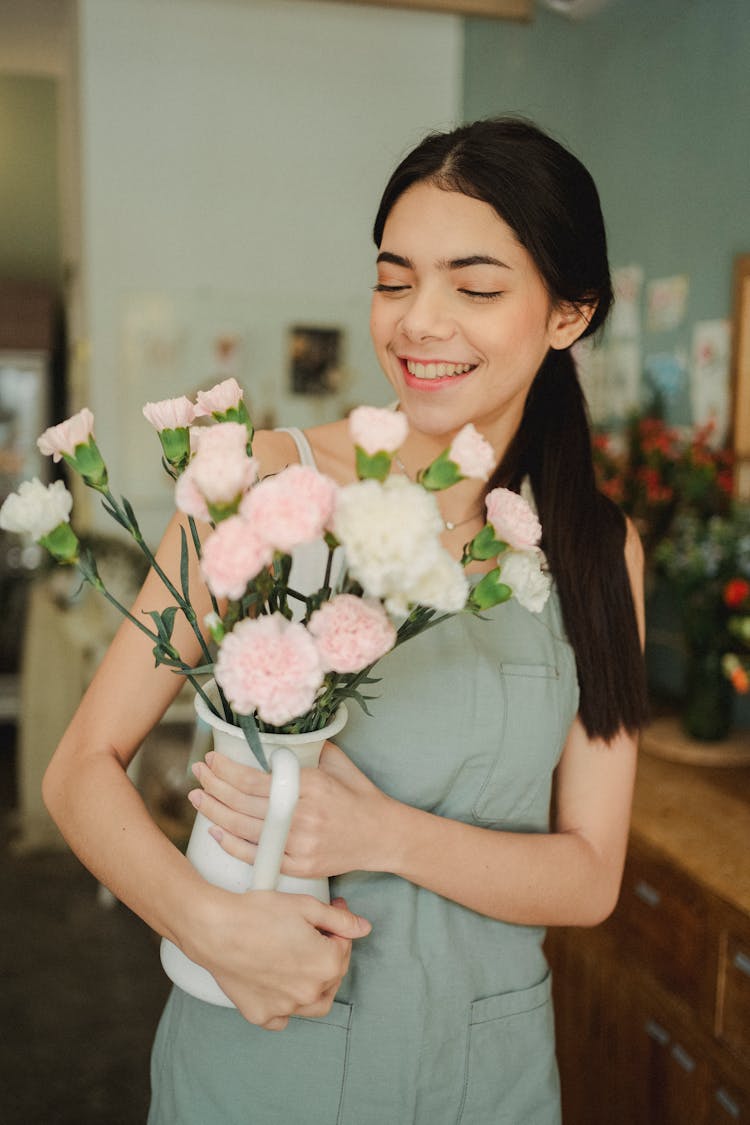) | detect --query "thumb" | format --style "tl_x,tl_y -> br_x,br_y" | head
306,896 -> 372,939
